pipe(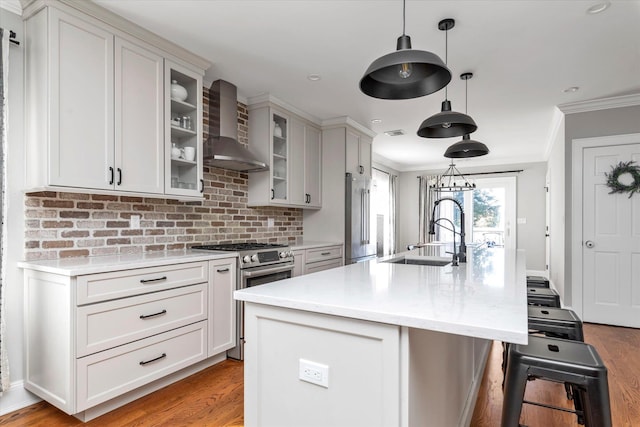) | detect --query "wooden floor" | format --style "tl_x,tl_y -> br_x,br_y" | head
2,323 -> 638,426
